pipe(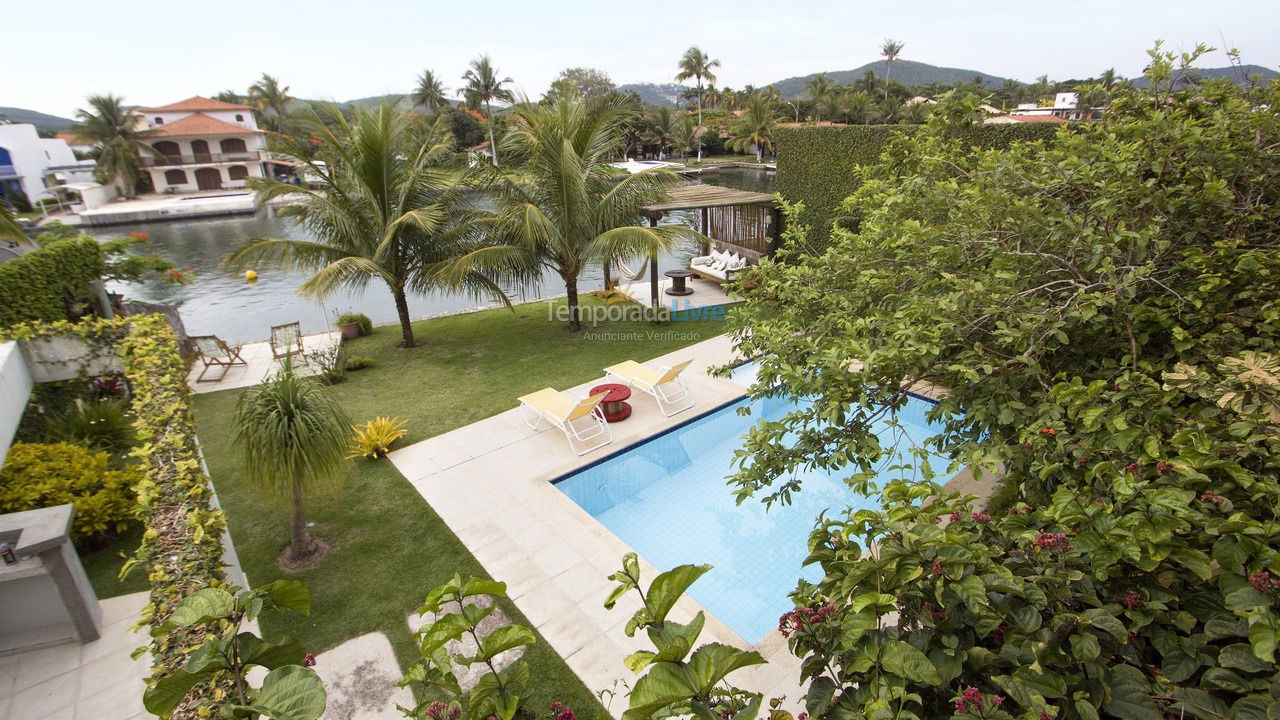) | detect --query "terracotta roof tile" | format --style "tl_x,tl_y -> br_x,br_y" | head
139,96 -> 255,112
148,113 -> 261,137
